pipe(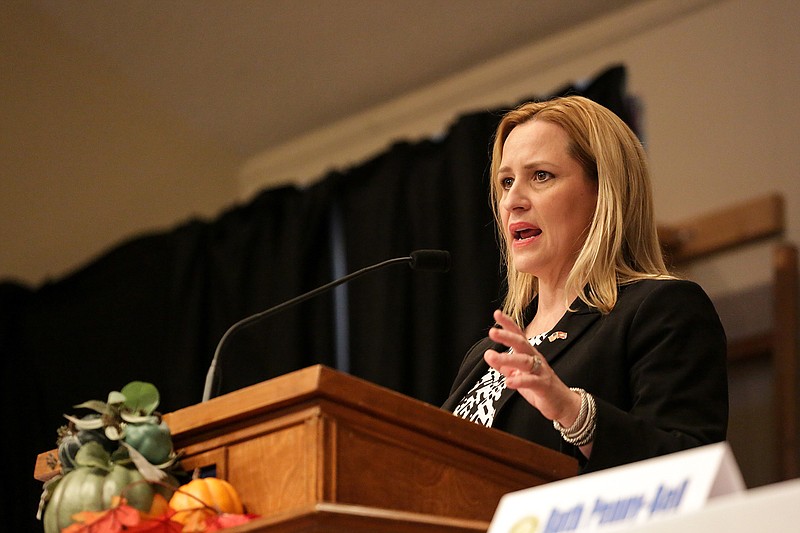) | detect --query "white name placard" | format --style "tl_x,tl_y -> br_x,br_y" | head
488,442 -> 745,533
